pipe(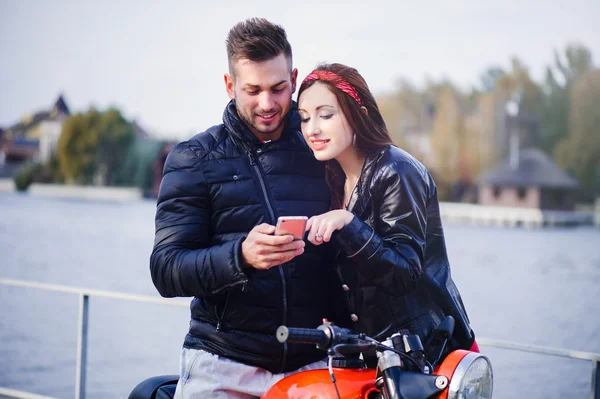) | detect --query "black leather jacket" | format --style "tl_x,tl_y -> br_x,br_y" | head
331,145 -> 474,355
150,101 -> 332,374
